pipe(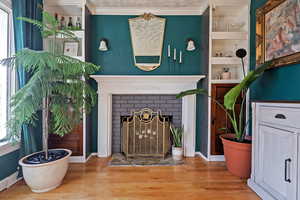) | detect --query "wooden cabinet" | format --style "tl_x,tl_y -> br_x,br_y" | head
210,83 -> 239,155
248,102 -> 300,200
48,122 -> 83,156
